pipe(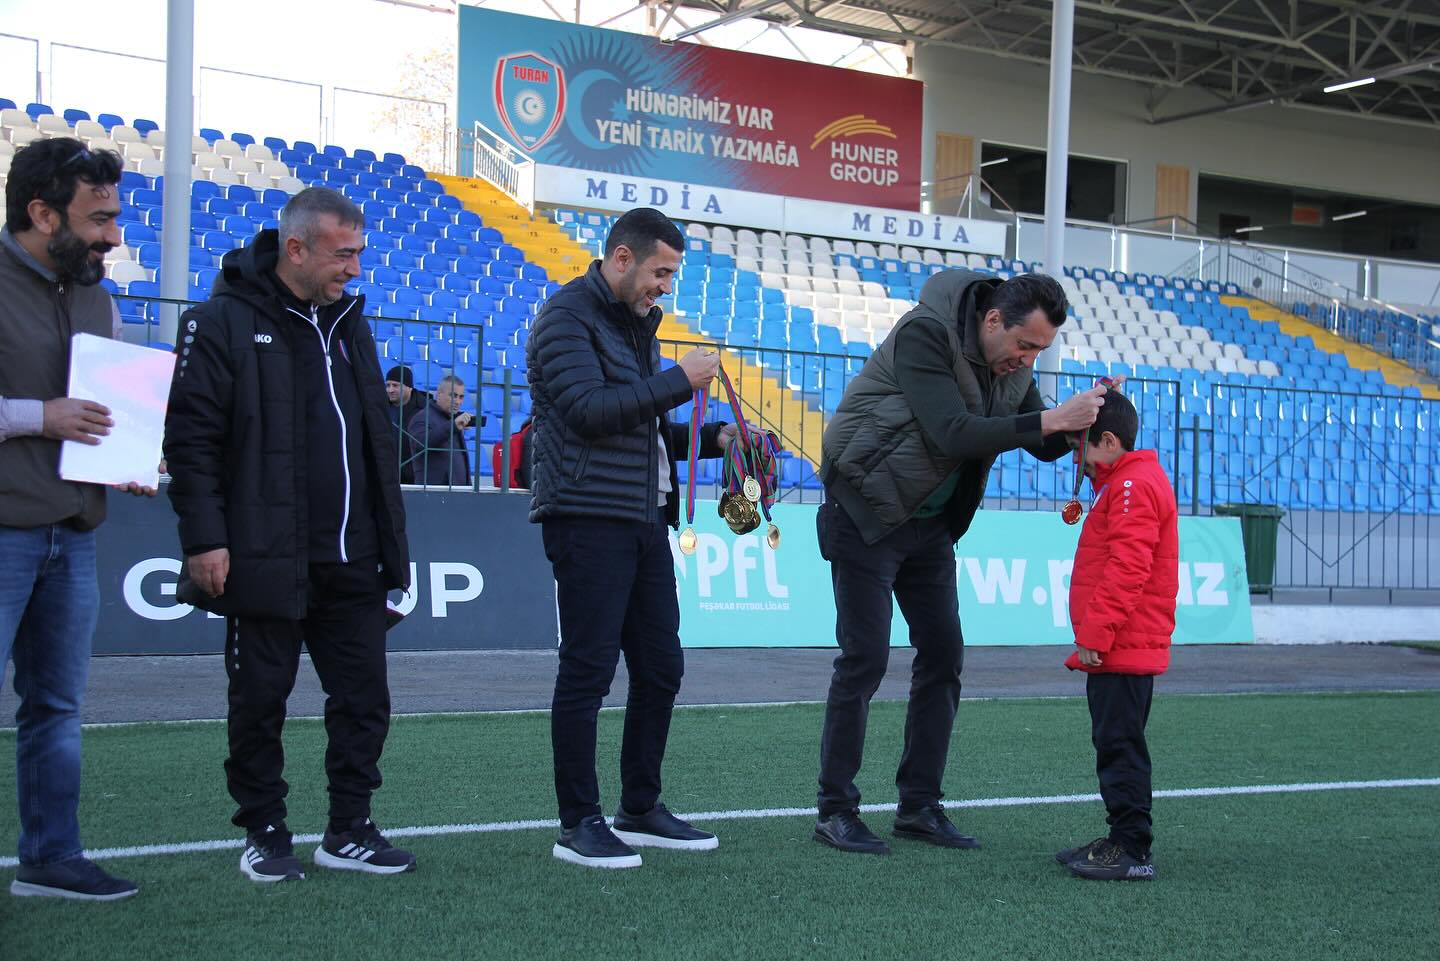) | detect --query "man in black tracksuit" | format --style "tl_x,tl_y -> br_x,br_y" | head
527,207 -> 734,869
813,271 -> 1109,855
164,187 -> 415,884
